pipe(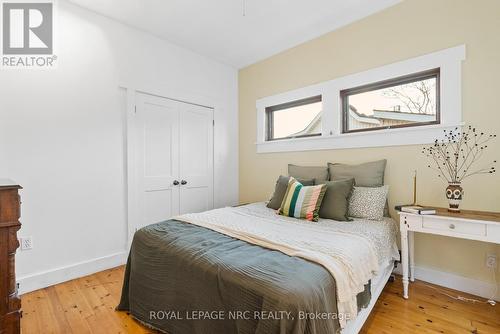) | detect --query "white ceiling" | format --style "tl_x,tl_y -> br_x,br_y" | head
68,0 -> 401,68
